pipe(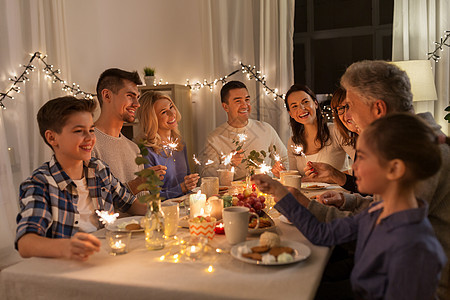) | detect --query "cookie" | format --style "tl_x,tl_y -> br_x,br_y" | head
125,223 -> 141,231
242,252 -> 263,261
269,246 -> 294,257
251,245 -> 270,253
